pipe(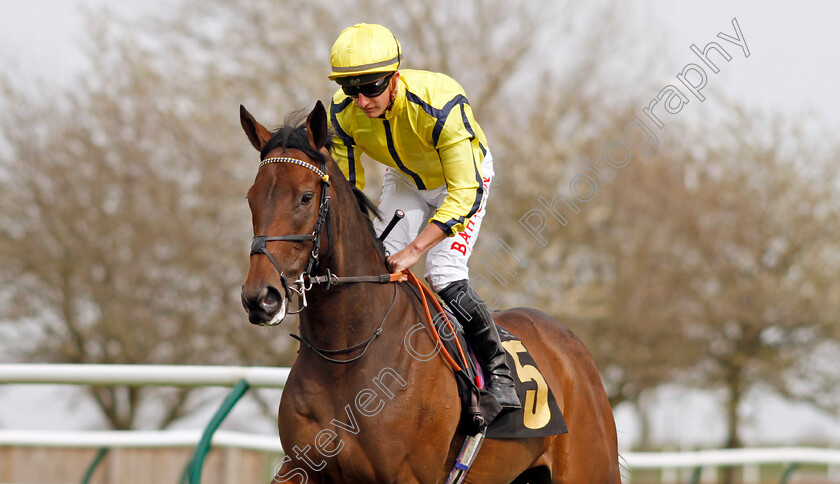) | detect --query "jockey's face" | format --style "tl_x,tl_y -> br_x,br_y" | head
352,72 -> 399,118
